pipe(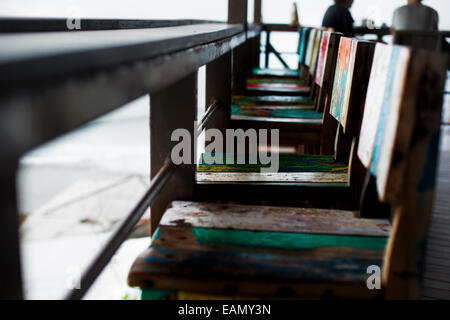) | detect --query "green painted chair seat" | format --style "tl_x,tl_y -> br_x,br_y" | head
197,154 -> 347,173
247,78 -> 305,85
232,94 -> 315,106
231,105 -> 323,119
129,201 -> 391,299
253,67 -> 301,78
